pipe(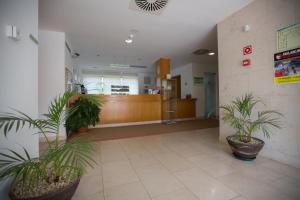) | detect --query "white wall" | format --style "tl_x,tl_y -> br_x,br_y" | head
171,63 -> 193,99
0,0 -> 39,199
218,0 -> 300,168
171,63 -> 218,117
38,30 -> 66,115
65,37 -> 73,73
38,30 -> 66,137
